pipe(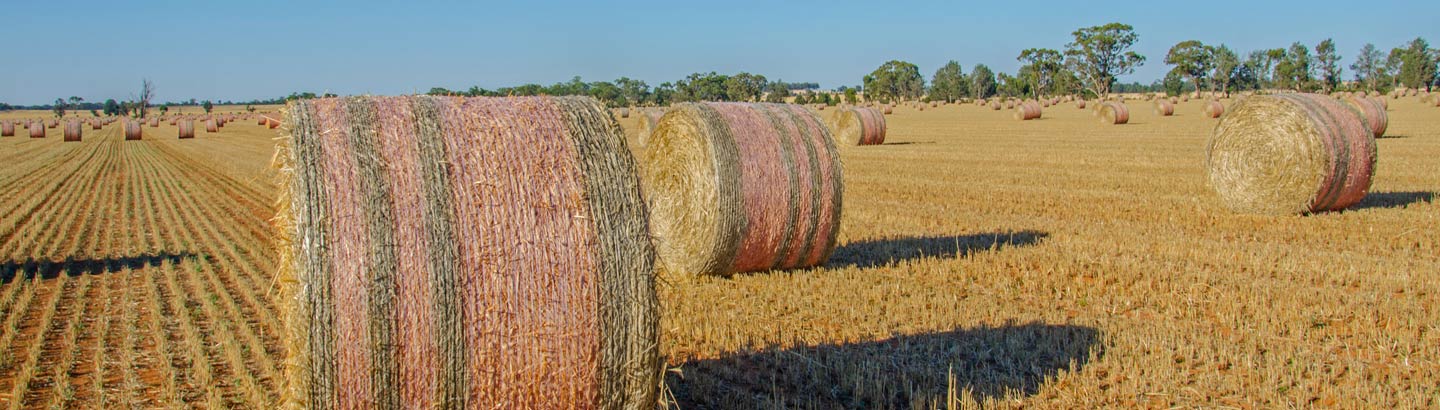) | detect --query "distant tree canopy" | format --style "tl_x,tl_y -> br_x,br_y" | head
969,64 -> 996,99
1017,48 -> 1066,98
863,60 -> 925,103
928,60 -> 968,103
1165,40 -> 1212,96
1065,22 -> 1146,97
